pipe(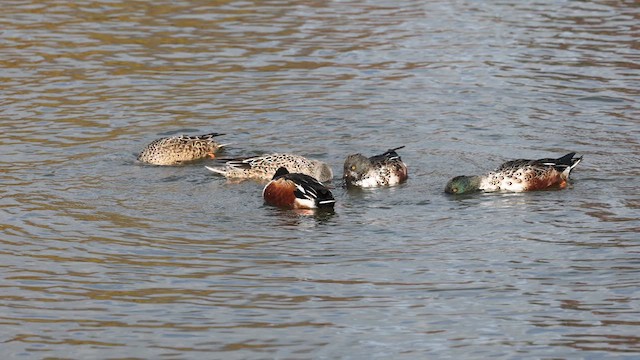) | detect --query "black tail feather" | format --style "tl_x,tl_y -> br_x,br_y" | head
372,146 -> 406,162
203,132 -> 225,138
556,152 -> 577,165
